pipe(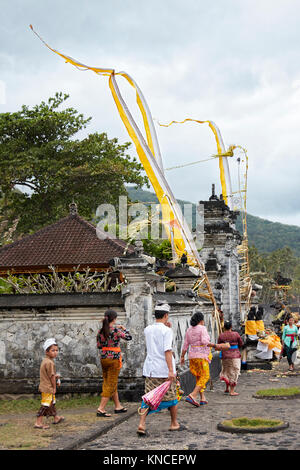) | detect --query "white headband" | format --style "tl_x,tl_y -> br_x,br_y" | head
155,303 -> 170,312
